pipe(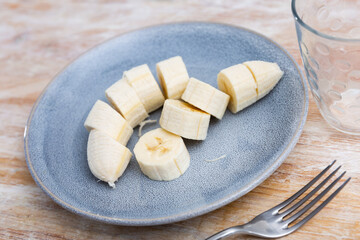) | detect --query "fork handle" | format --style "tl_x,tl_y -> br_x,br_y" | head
206,224 -> 250,240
